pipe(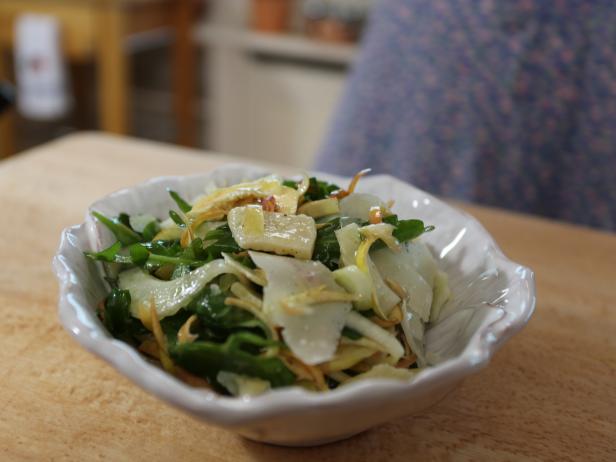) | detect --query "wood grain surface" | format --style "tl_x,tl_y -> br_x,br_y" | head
0,133 -> 614,461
